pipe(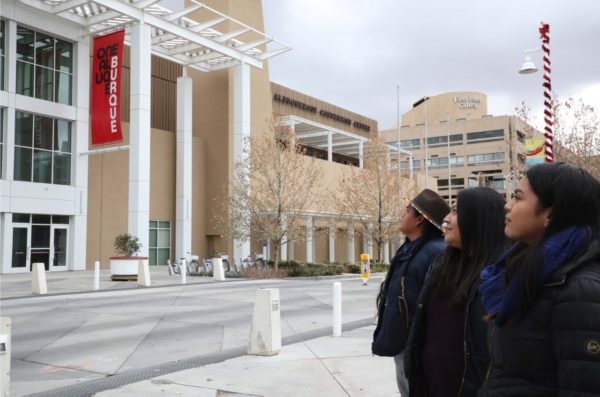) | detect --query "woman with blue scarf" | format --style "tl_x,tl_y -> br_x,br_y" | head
479,163 -> 600,396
